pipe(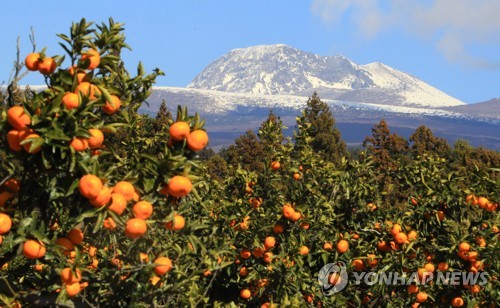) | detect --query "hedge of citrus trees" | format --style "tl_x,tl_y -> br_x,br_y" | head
0,19 -> 499,307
